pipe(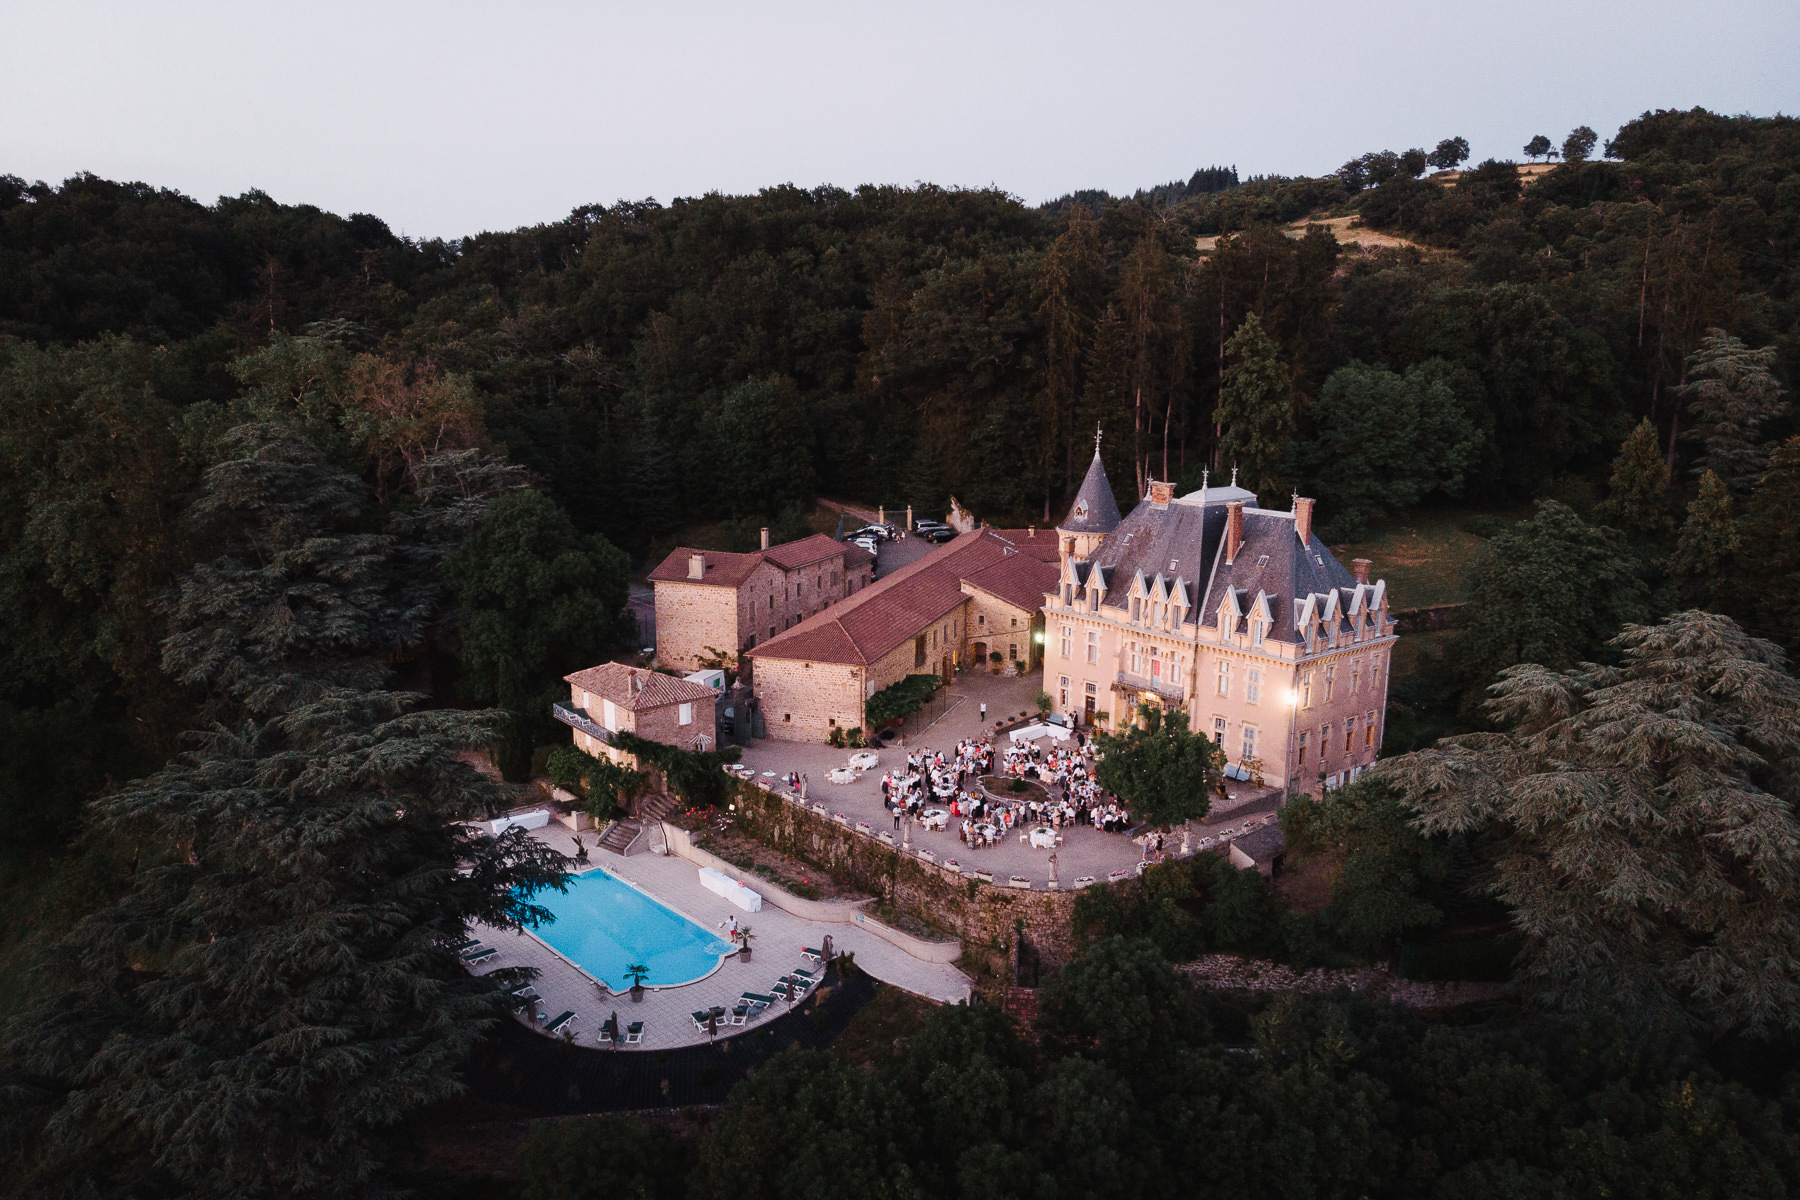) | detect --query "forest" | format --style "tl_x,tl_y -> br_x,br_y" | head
3,105 -> 1800,1196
